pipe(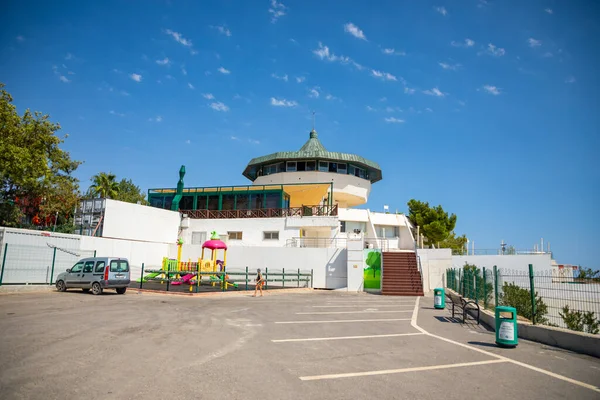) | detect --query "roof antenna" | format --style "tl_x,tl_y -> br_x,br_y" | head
312,110 -> 316,131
